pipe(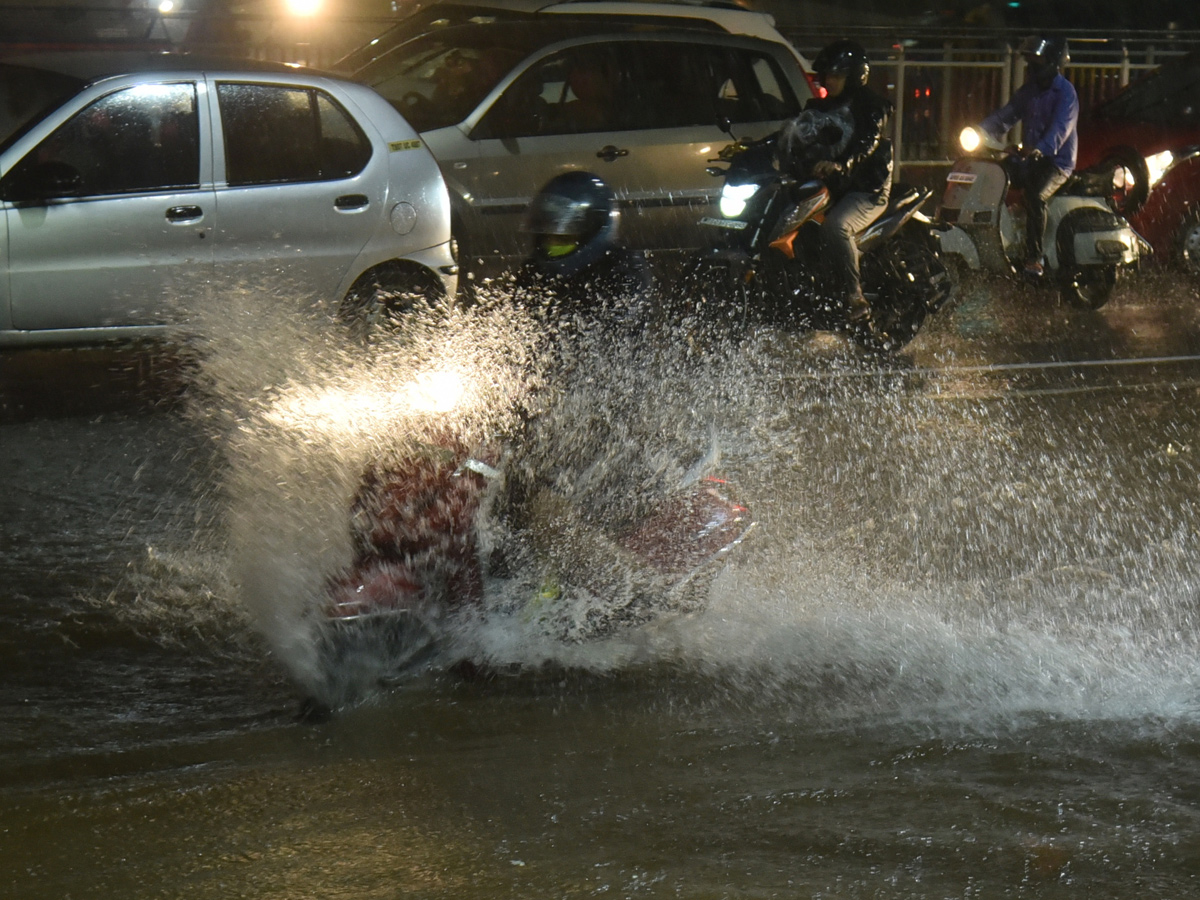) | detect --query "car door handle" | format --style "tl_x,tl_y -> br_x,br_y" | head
335,194 -> 369,211
165,205 -> 203,222
596,145 -> 630,162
